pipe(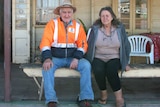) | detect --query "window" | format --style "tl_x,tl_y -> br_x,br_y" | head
118,0 -> 130,29
135,0 -> 148,29
36,0 -> 63,25
116,0 -> 150,34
